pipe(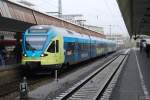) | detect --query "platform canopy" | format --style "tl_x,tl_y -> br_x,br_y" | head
117,0 -> 150,37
